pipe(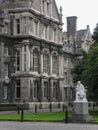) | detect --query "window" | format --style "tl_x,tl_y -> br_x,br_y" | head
16,50 -> 20,71
44,81 -> 48,99
23,17 -> 26,33
34,21 -> 38,36
34,80 -> 38,99
52,53 -> 58,74
53,28 -> 57,42
42,0 -> 45,13
43,53 -> 49,74
51,27 -> 57,42
47,2 -> 50,15
33,49 -> 39,72
64,72 -> 68,84
16,19 -> 20,34
4,64 -> 8,77
45,25 -> 49,39
42,0 -> 50,15
3,85 -> 7,100
4,47 -> 8,55
16,79 -> 21,98
53,82 -> 57,99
